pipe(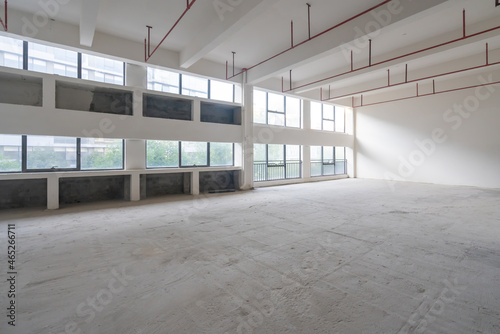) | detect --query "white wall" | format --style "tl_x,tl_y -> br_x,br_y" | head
356,68 -> 500,188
